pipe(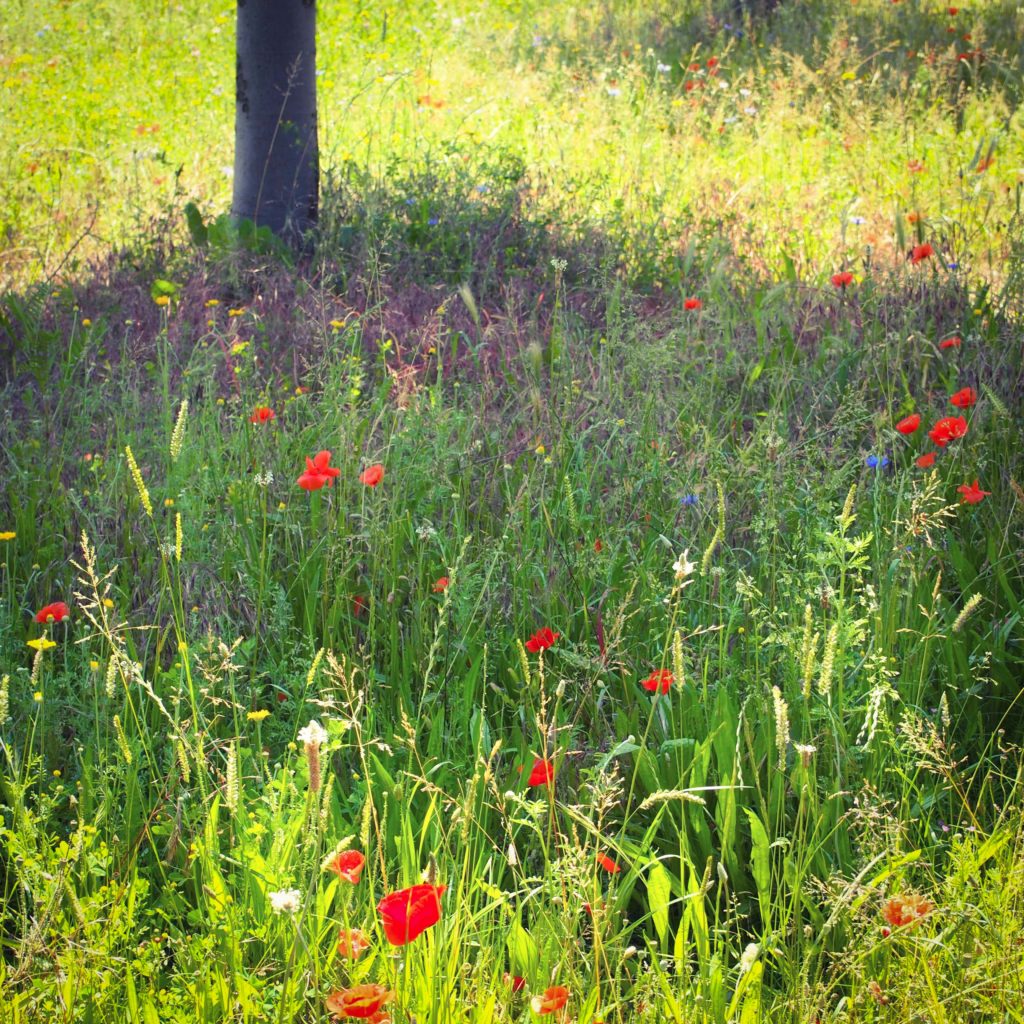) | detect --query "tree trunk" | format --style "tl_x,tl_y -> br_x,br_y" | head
233,0 -> 318,244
